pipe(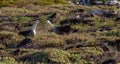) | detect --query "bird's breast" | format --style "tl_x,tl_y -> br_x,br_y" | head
33,30 -> 36,35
